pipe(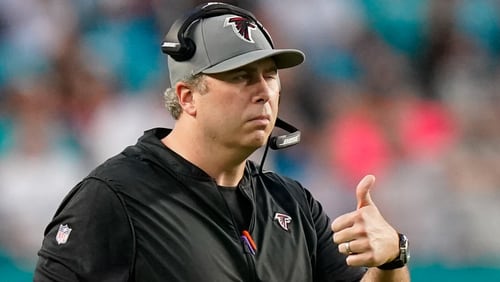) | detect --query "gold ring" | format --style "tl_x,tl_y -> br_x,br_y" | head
345,241 -> 353,255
